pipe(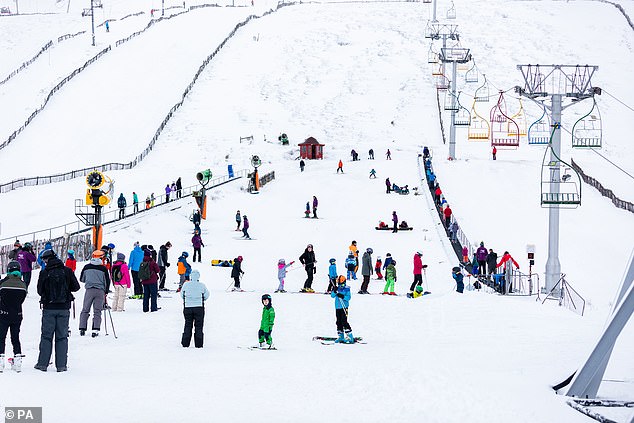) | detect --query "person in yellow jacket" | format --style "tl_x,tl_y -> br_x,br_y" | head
349,241 -> 359,273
